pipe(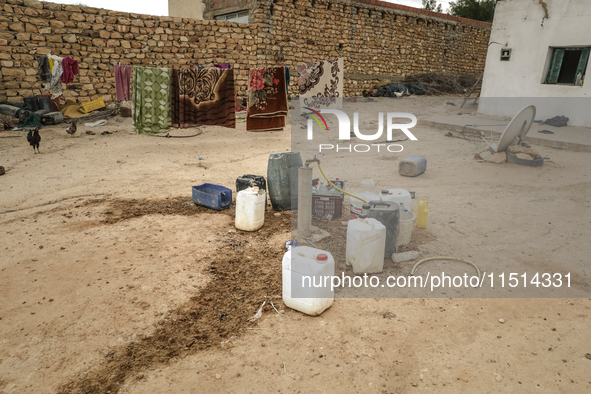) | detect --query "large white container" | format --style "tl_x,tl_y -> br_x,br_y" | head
282,247 -> 334,316
350,191 -> 380,219
235,186 -> 266,231
379,188 -> 412,212
346,218 -> 386,274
